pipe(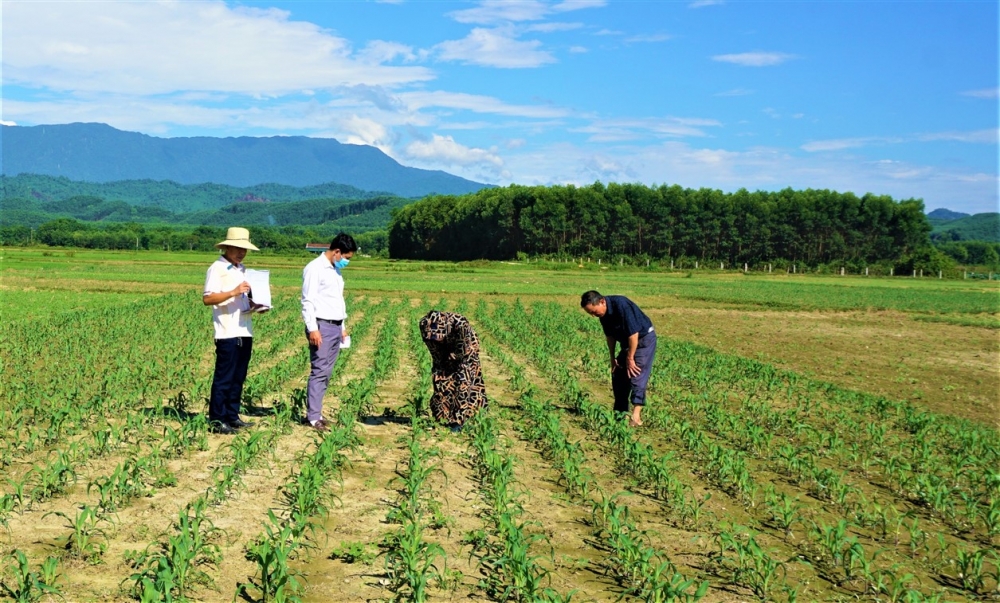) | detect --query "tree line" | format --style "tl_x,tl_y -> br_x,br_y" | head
5,181 -> 996,271
0,221 -> 389,256
388,182 -> 937,267
935,240 -> 1000,268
